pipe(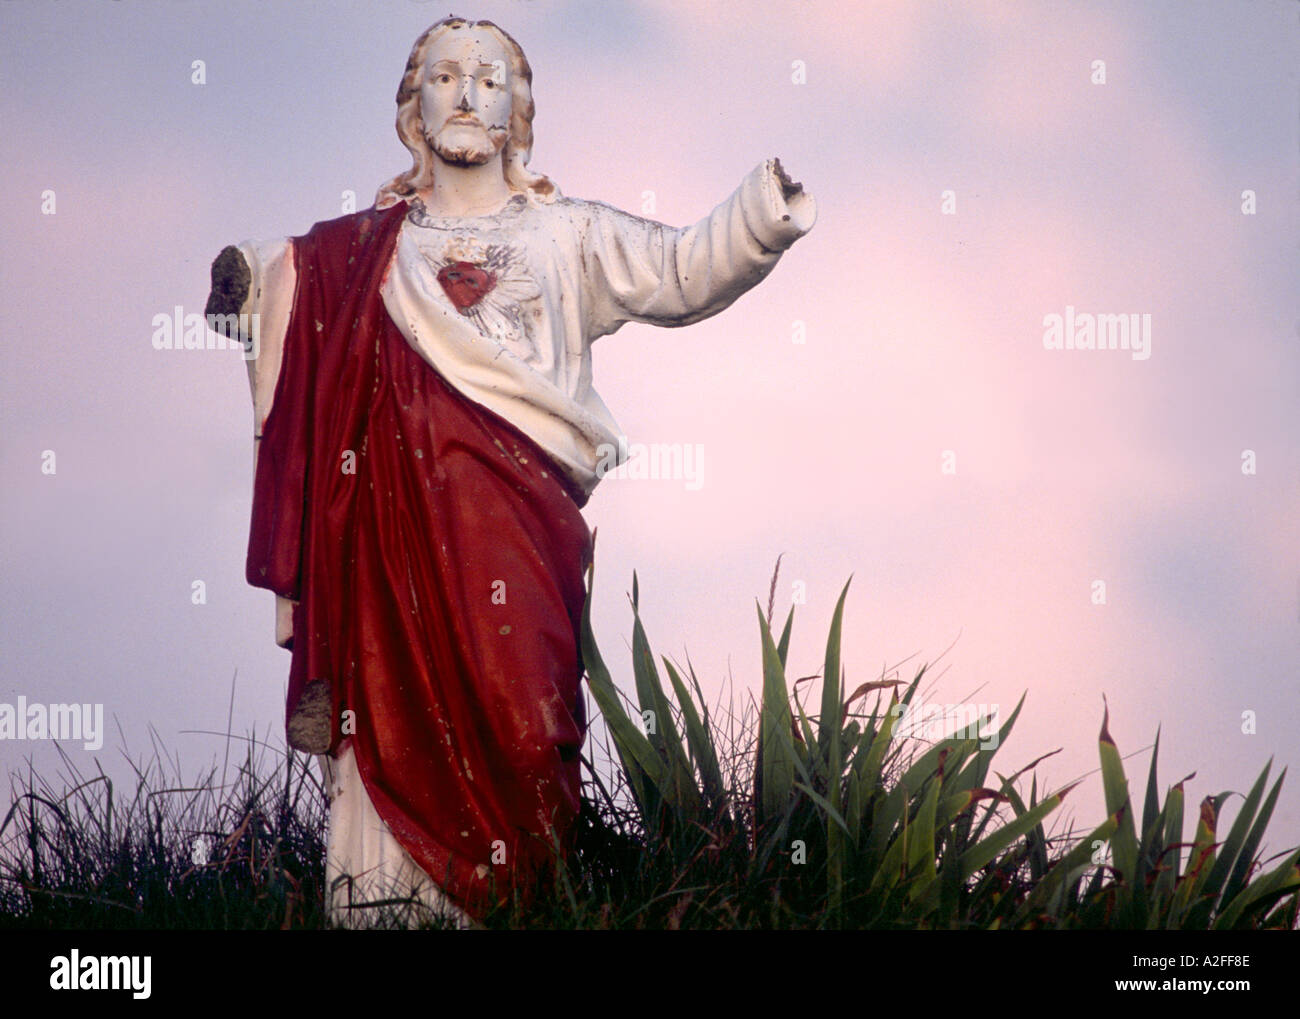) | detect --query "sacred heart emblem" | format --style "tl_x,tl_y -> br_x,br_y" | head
416,237 -> 542,360
437,261 -> 497,311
